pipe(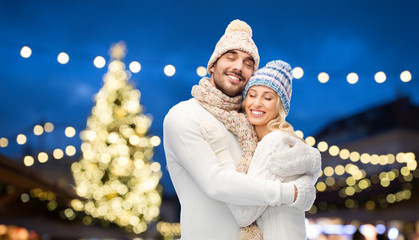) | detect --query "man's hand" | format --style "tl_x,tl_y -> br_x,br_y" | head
268,134 -> 321,177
